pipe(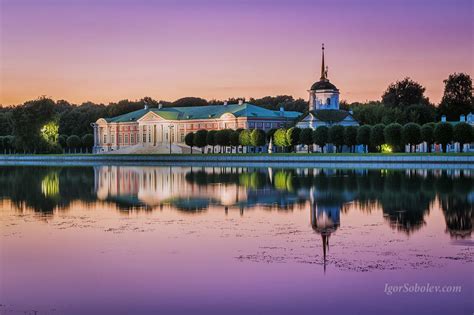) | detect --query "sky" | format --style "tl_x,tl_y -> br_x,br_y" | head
0,0 -> 472,106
